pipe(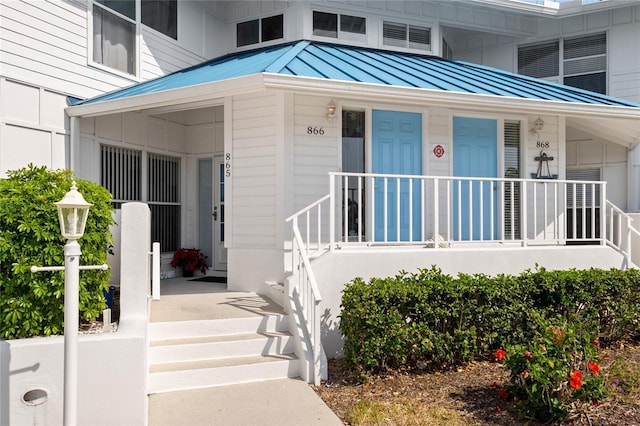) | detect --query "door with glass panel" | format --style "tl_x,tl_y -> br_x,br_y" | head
198,157 -> 227,271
